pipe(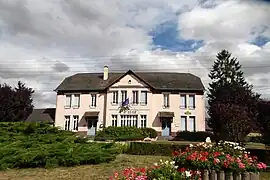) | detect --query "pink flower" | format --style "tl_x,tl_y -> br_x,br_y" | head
135,176 -> 147,180
257,162 -> 267,169
238,162 -> 245,169
213,158 -> 220,164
